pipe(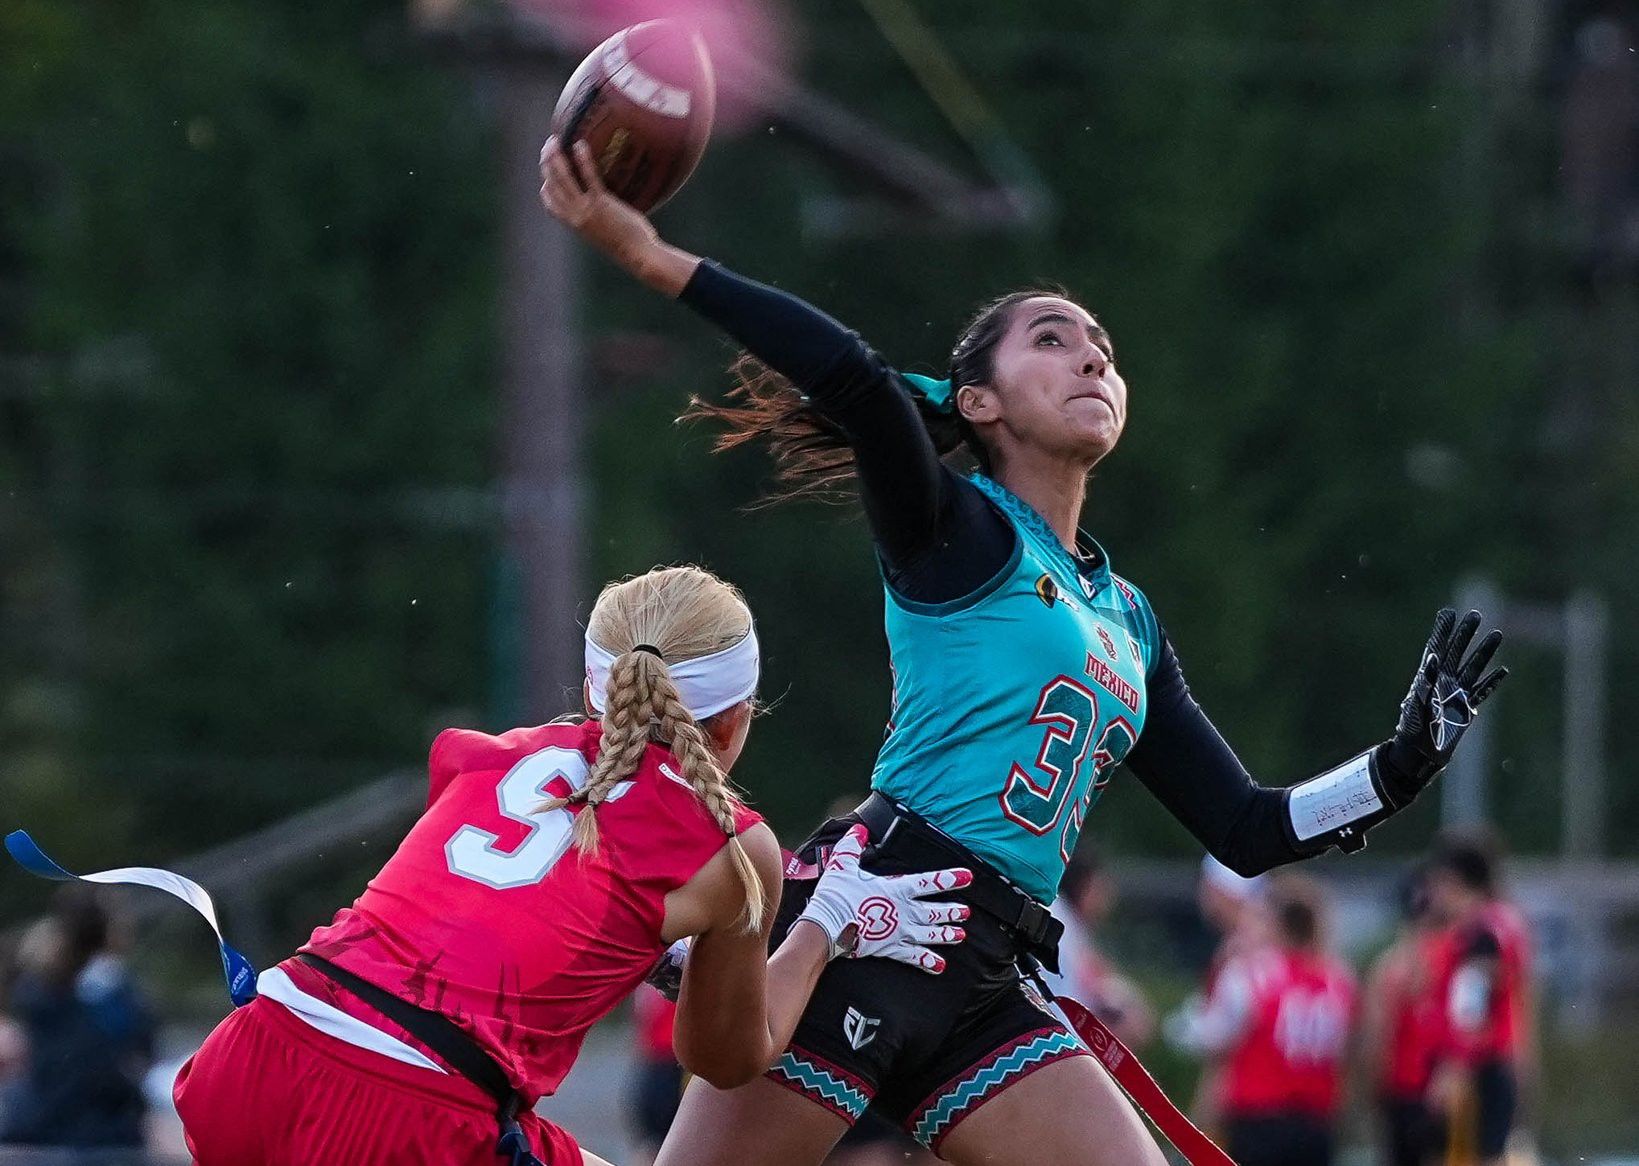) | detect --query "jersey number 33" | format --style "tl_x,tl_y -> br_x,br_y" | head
999,676 -> 1135,863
